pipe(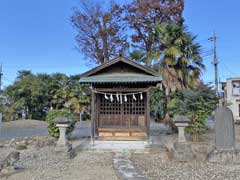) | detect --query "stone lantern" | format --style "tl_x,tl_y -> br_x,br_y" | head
173,115 -> 190,143
53,117 -> 72,151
